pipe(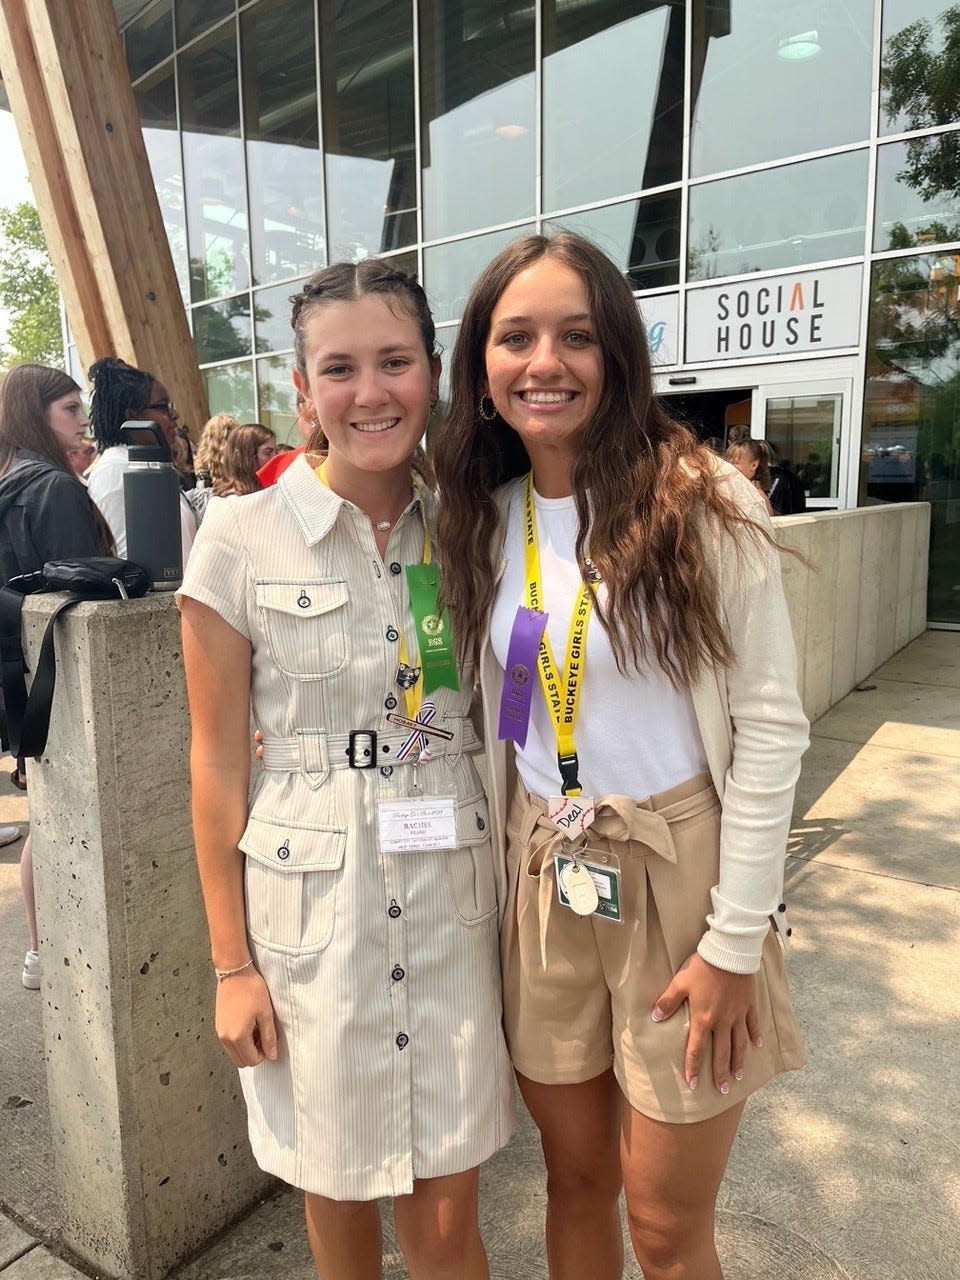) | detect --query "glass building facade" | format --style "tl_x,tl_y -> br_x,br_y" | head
119,0 -> 960,625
